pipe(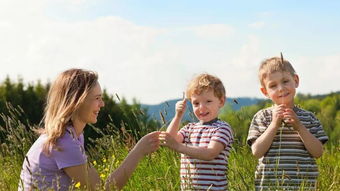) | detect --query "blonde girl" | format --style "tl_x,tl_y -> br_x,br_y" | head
19,68 -> 160,191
